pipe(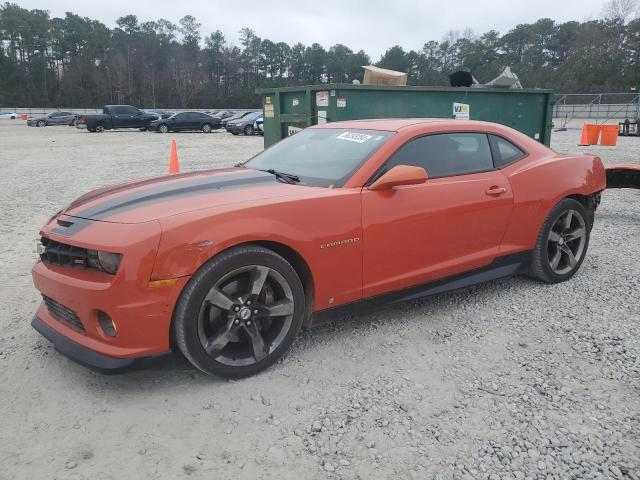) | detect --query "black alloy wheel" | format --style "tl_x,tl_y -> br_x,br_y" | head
529,198 -> 591,283
173,245 -> 305,378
